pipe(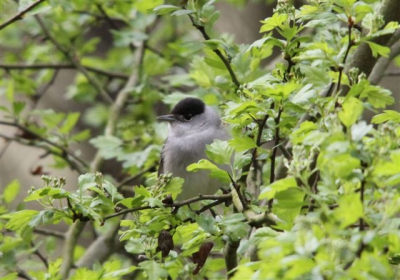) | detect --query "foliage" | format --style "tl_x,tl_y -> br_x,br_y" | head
0,0 -> 399,279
